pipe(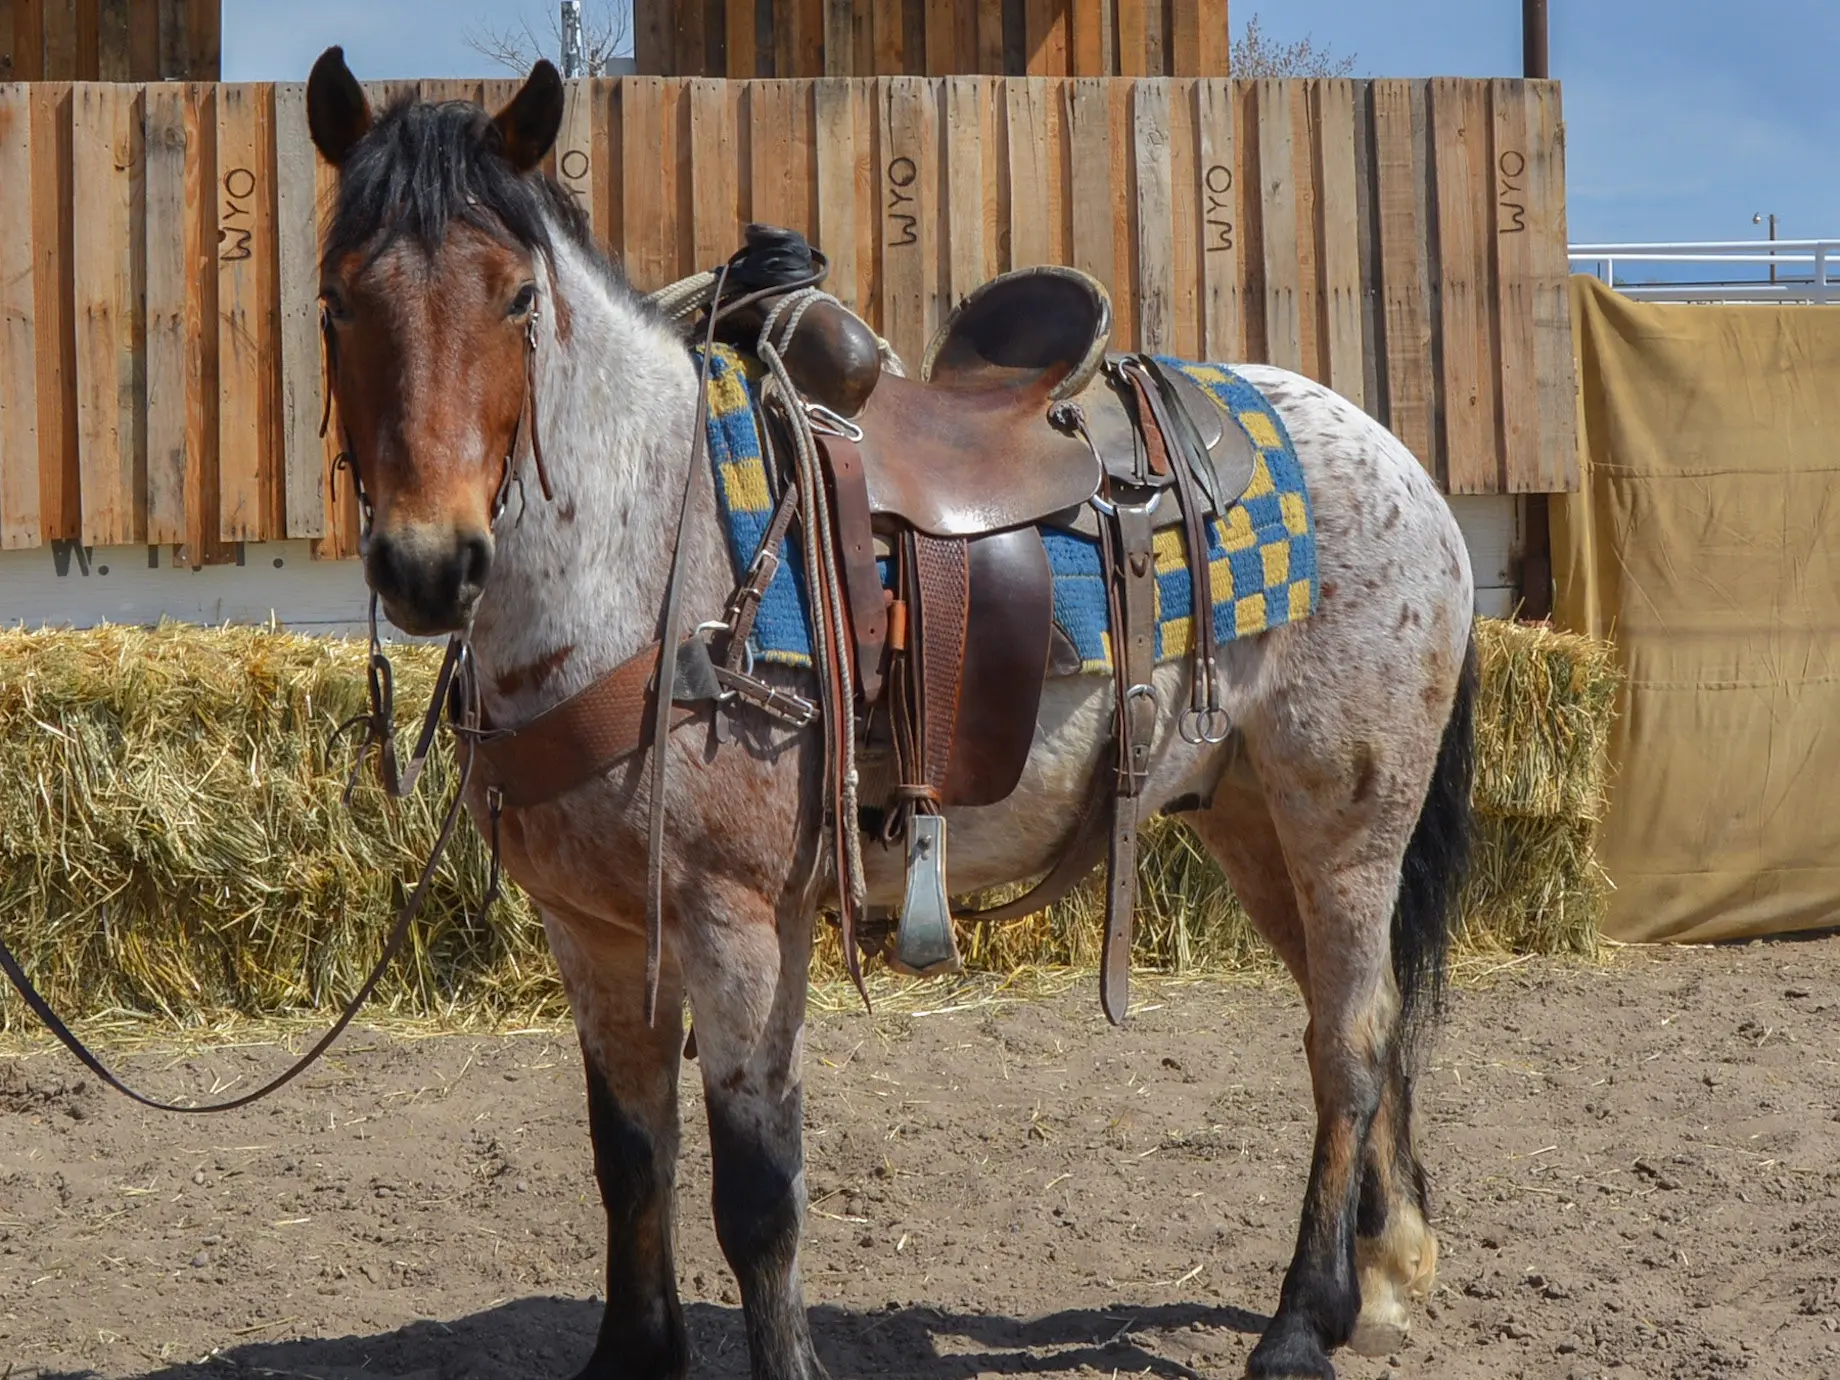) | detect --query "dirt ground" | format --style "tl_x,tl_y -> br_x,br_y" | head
2,938 -> 1838,1380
